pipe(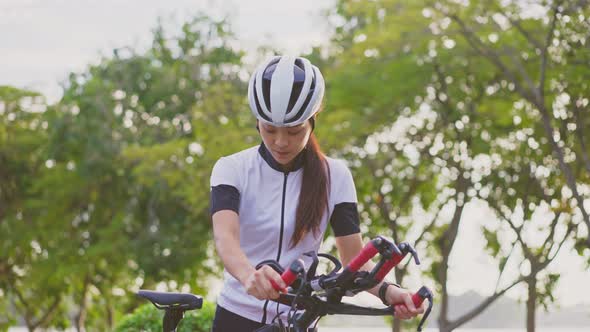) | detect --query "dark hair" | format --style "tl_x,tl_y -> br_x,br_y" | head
290,133 -> 330,247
